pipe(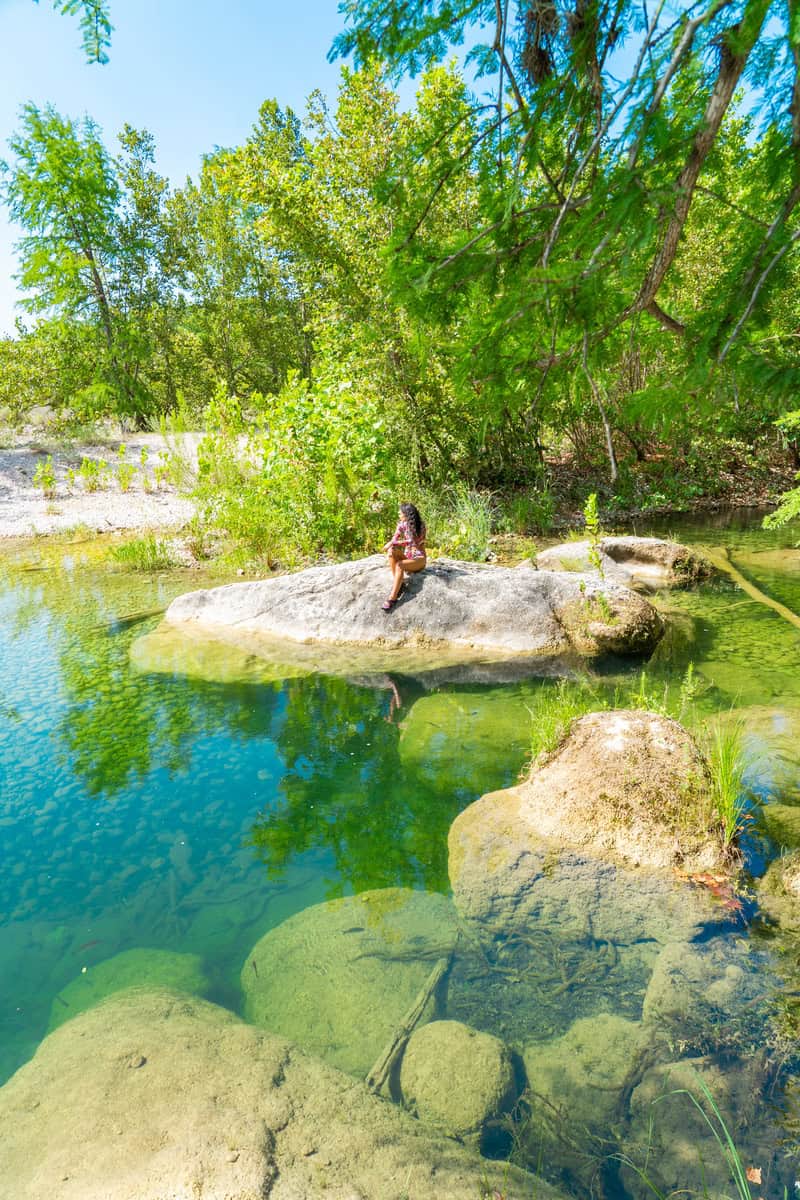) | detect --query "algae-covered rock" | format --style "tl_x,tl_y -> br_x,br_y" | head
399,1019 -> 517,1141
522,1014 -> 649,1155
0,989 -> 556,1200
641,939 -> 768,1026
242,888 -> 460,1077
448,710 -> 727,944
624,1053 -> 776,1200
398,688 -> 533,797
758,849 -> 800,930
536,537 -> 711,588
130,622 -> 307,685
760,801 -> 800,848
47,947 -> 210,1032
158,555 -> 663,665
